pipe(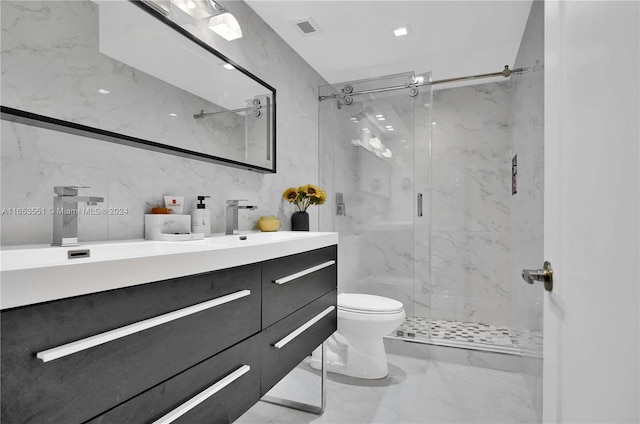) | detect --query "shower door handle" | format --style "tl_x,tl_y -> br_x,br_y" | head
417,193 -> 423,217
522,261 -> 554,292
